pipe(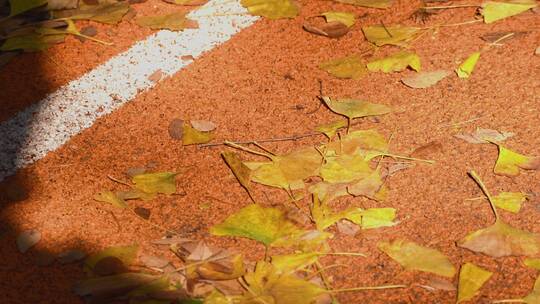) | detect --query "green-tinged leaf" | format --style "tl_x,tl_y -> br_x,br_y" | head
132,172 -> 177,195
271,252 -> 319,274
243,261 -> 327,304
55,1 -> 130,24
334,0 -> 394,9
311,194 -> 360,230
378,239 -> 456,277
367,51 -> 421,73
9,0 -> 47,16
320,154 -> 372,184
481,0 -> 537,24
319,55 -> 367,79
524,258 -> 540,270
85,245 -> 139,272
492,192 -> 527,213
456,52 -> 480,79
315,120 -> 348,139
362,25 -> 421,46
322,96 -> 392,121
322,11 -> 356,27
325,129 -> 389,155
494,145 -> 540,176
458,220 -> 540,257
210,204 -> 304,247
241,0 -> 298,19
0,34 -> 65,51
183,122 -> 213,145
457,263 -> 493,303
347,208 -> 397,229
94,191 -> 127,208
73,273 -> 158,297
524,276 -> 540,303
136,12 -> 199,31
